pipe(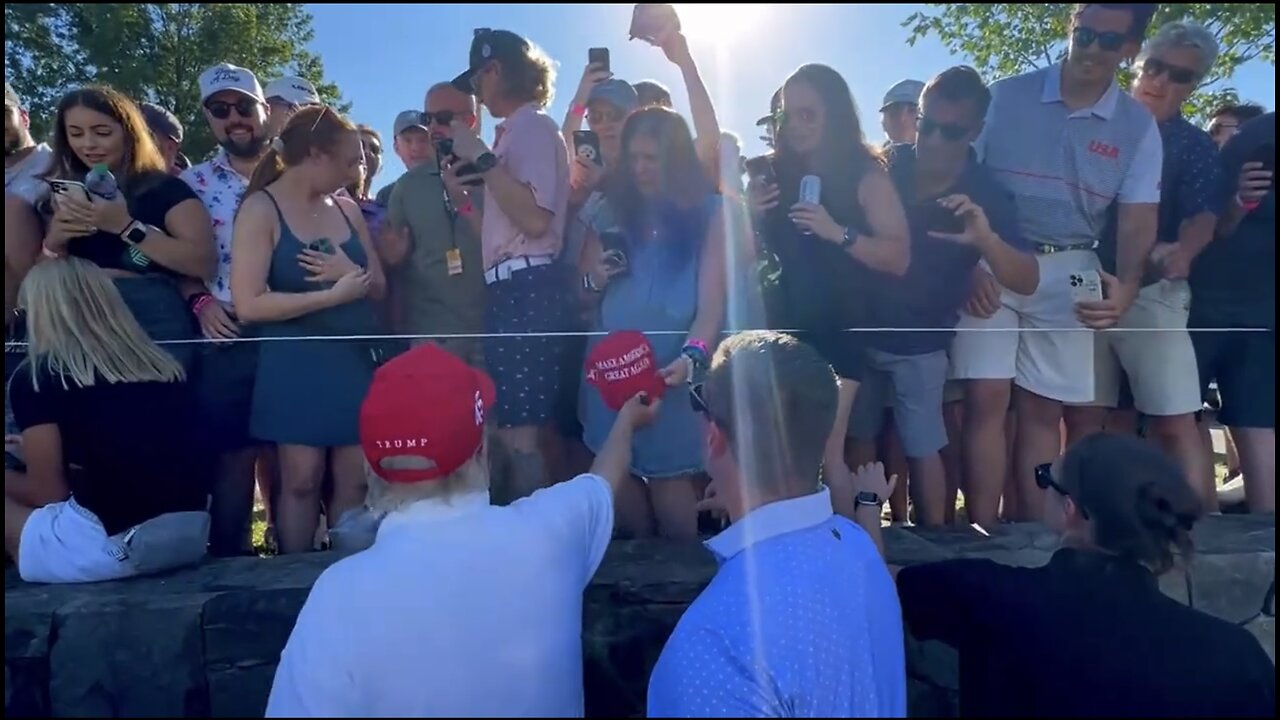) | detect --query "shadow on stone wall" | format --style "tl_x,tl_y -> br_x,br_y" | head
5,515 -> 1274,718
